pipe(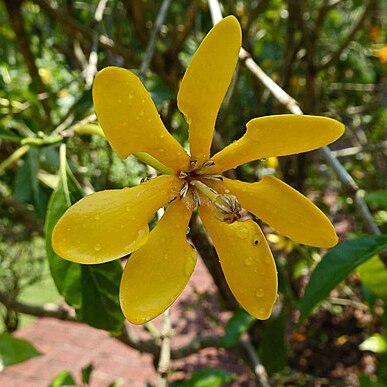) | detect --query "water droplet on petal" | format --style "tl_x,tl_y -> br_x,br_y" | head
159,133 -> 165,139
126,206 -> 131,212
141,98 -> 145,104
241,186 -> 247,192
255,288 -> 265,298
158,148 -> 165,153
236,226 -> 249,239
224,189 -> 230,194
94,214 -> 100,220
258,307 -> 267,318
244,257 -> 254,266
94,243 -> 101,252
